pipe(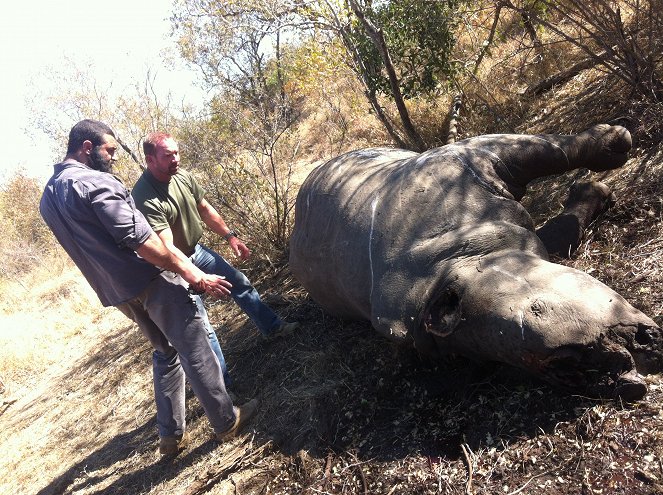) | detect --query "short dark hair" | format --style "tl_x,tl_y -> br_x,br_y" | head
66,119 -> 116,155
142,132 -> 174,157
